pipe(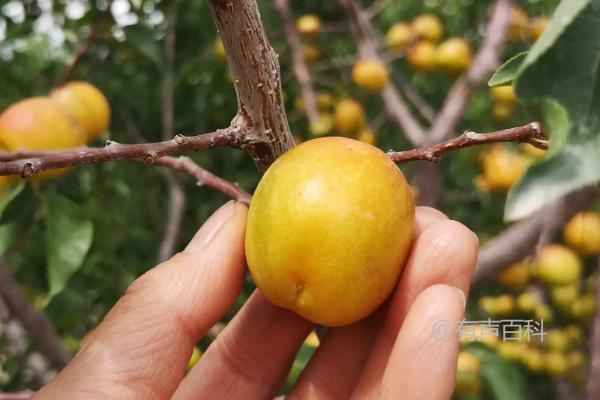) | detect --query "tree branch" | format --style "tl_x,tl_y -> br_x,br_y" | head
157,2 -> 186,263
427,0 -> 512,142
389,122 -> 545,163
472,185 -> 599,287
0,262 -> 69,370
273,0 -> 320,126
153,156 -> 251,204
336,0 -> 426,146
208,0 -> 295,172
56,24 -> 101,87
0,129 -> 241,177
587,256 -> 600,399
